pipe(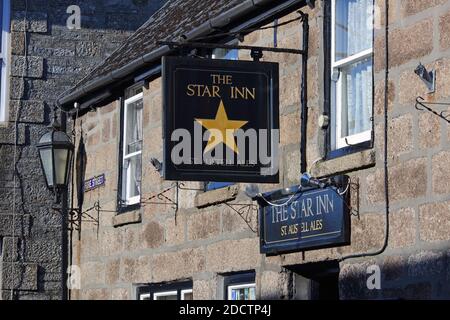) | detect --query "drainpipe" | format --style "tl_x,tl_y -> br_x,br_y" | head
338,0 -> 390,262
300,13 -> 309,174
60,110 -> 69,300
